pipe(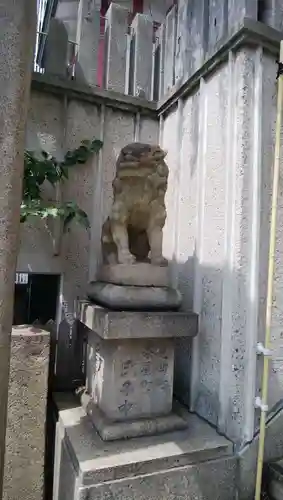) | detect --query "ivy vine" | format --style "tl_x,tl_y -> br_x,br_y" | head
21,138 -> 103,230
